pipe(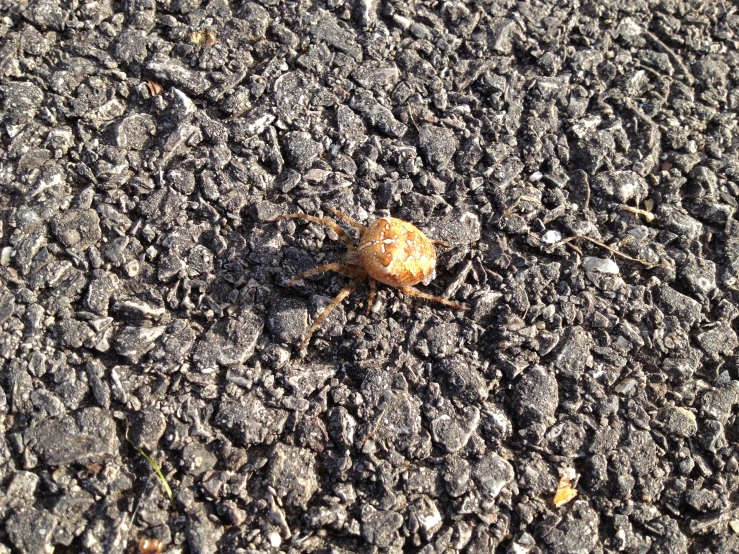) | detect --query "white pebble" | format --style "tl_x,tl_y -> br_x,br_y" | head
583,256 -> 620,274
